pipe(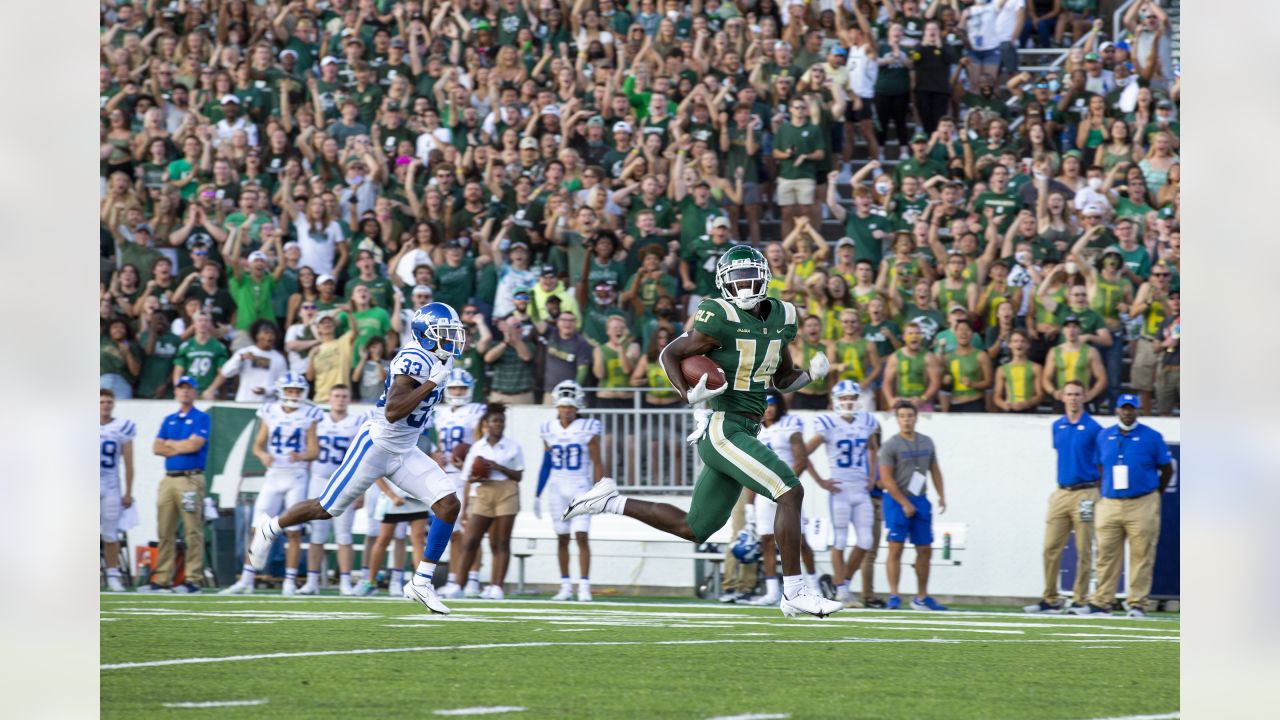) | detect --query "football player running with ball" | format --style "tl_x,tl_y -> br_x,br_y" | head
564,246 -> 843,618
